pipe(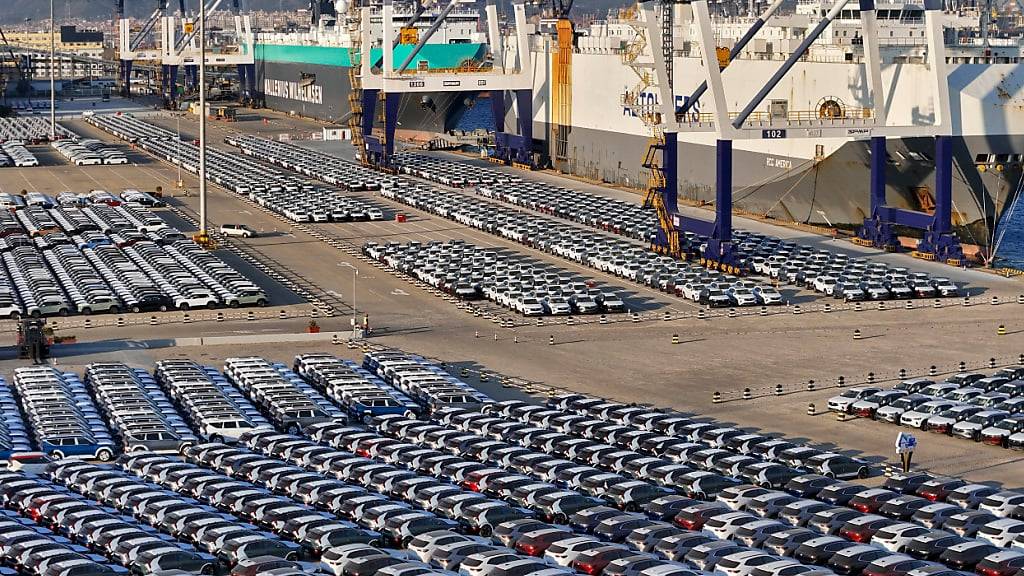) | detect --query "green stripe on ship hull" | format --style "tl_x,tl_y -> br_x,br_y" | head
255,43 -> 486,69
